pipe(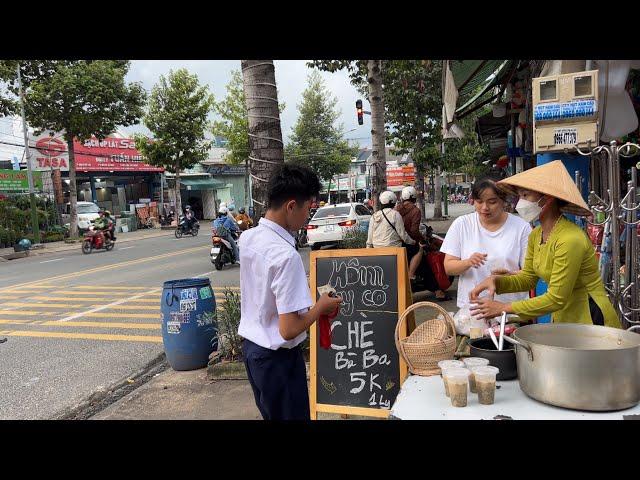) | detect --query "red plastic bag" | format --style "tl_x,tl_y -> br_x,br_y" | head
426,251 -> 452,291
319,306 -> 340,350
